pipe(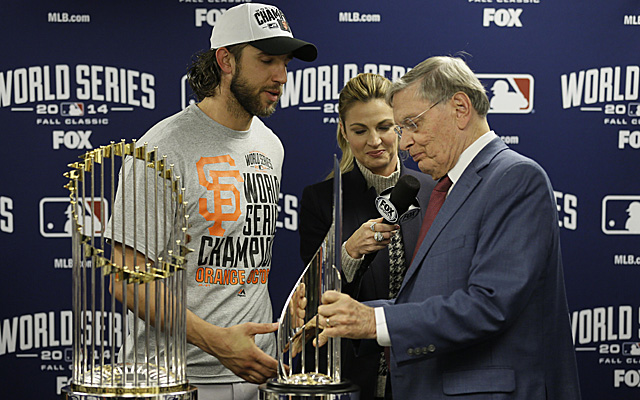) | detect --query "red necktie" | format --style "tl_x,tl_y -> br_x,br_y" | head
412,175 -> 453,259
